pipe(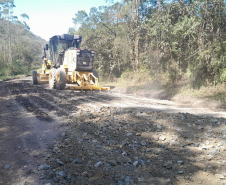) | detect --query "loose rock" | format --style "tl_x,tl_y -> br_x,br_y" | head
4,165 -> 10,170
133,161 -> 139,166
159,136 -> 166,141
38,164 -> 50,171
107,160 -> 117,166
94,161 -> 102,168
